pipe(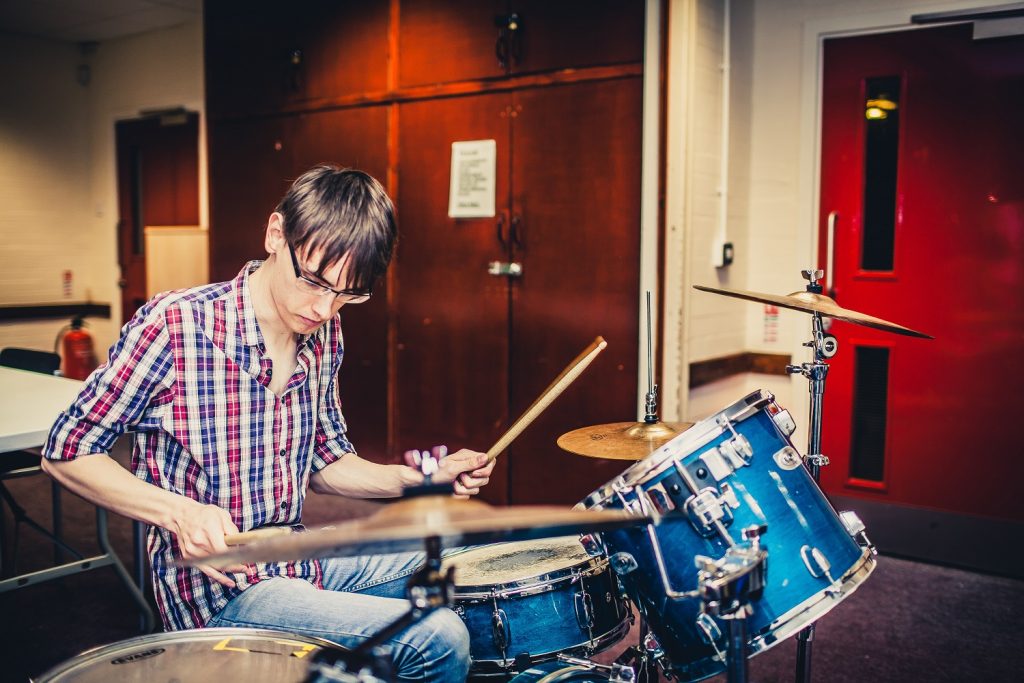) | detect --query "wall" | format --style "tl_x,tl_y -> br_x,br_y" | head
0,20 -> 204,360
0,34 -> 95,355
